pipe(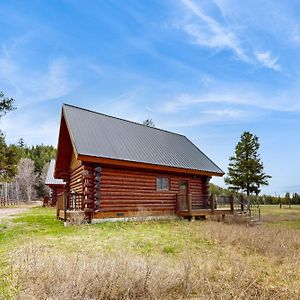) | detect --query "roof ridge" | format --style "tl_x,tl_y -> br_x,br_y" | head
62,103 -> 186,138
